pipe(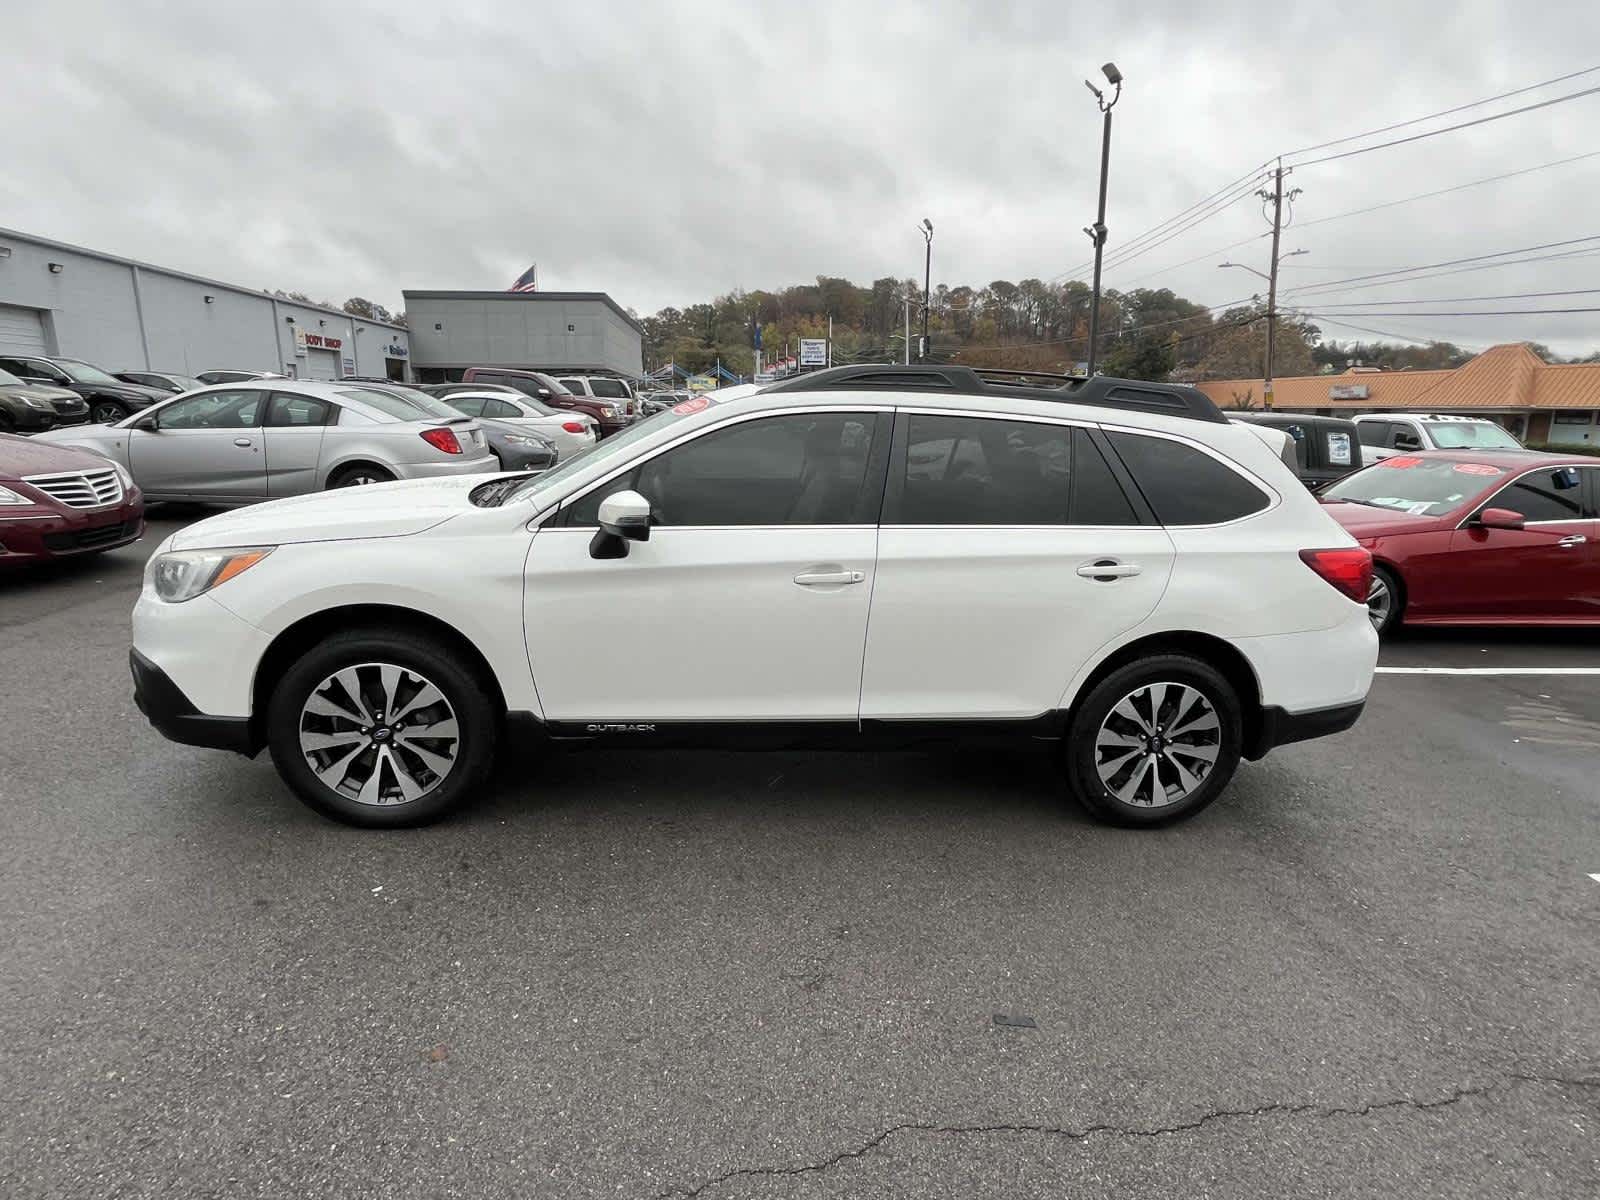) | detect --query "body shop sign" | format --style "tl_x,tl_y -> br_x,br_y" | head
303,333 -> 343,351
